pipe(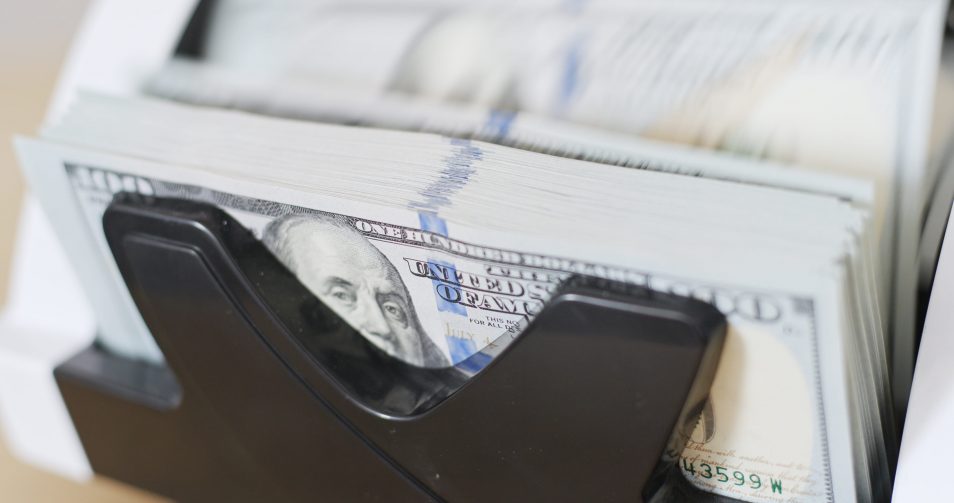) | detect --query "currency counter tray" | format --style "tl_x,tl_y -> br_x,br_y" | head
52,193 -> 729,502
